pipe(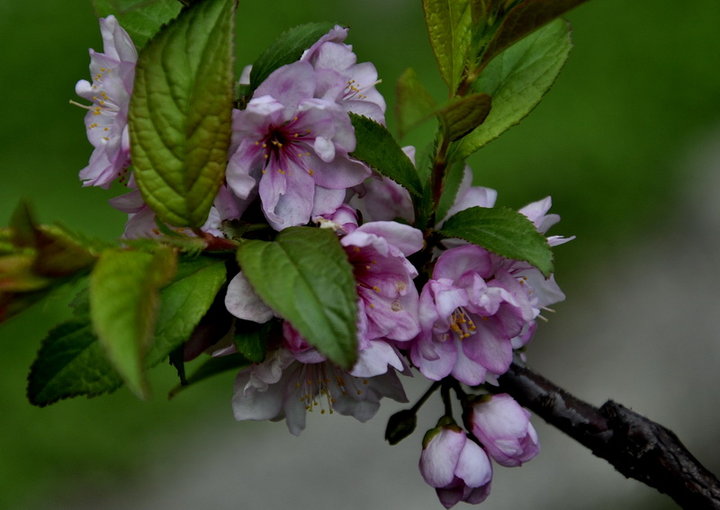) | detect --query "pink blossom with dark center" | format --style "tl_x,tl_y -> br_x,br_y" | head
226,61 -> 371,231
